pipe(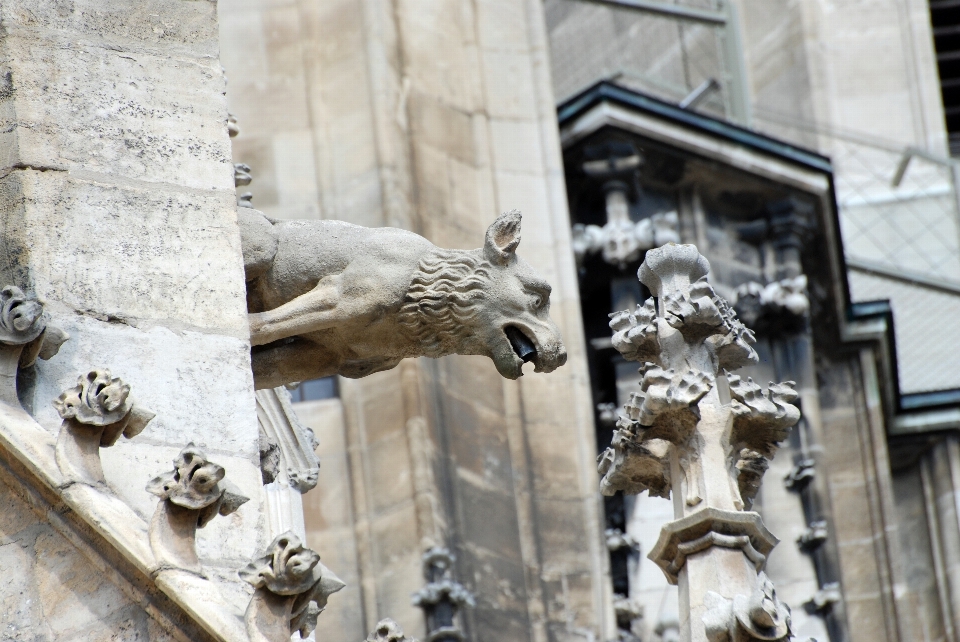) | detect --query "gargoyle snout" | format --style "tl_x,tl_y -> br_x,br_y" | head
535,340 -> 567,373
